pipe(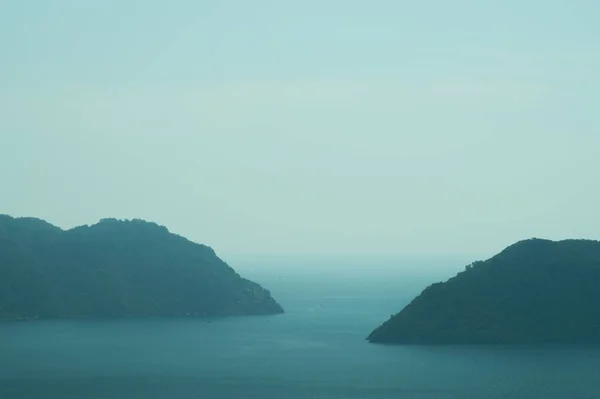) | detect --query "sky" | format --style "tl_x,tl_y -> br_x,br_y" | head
1,0 -> 599,259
